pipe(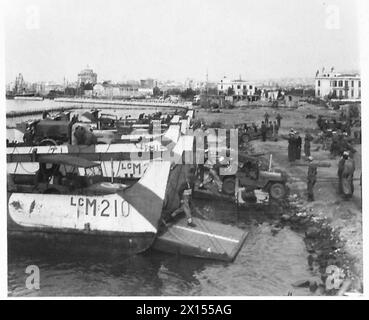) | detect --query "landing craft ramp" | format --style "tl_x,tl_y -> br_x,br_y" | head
153,217 -> 249,262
